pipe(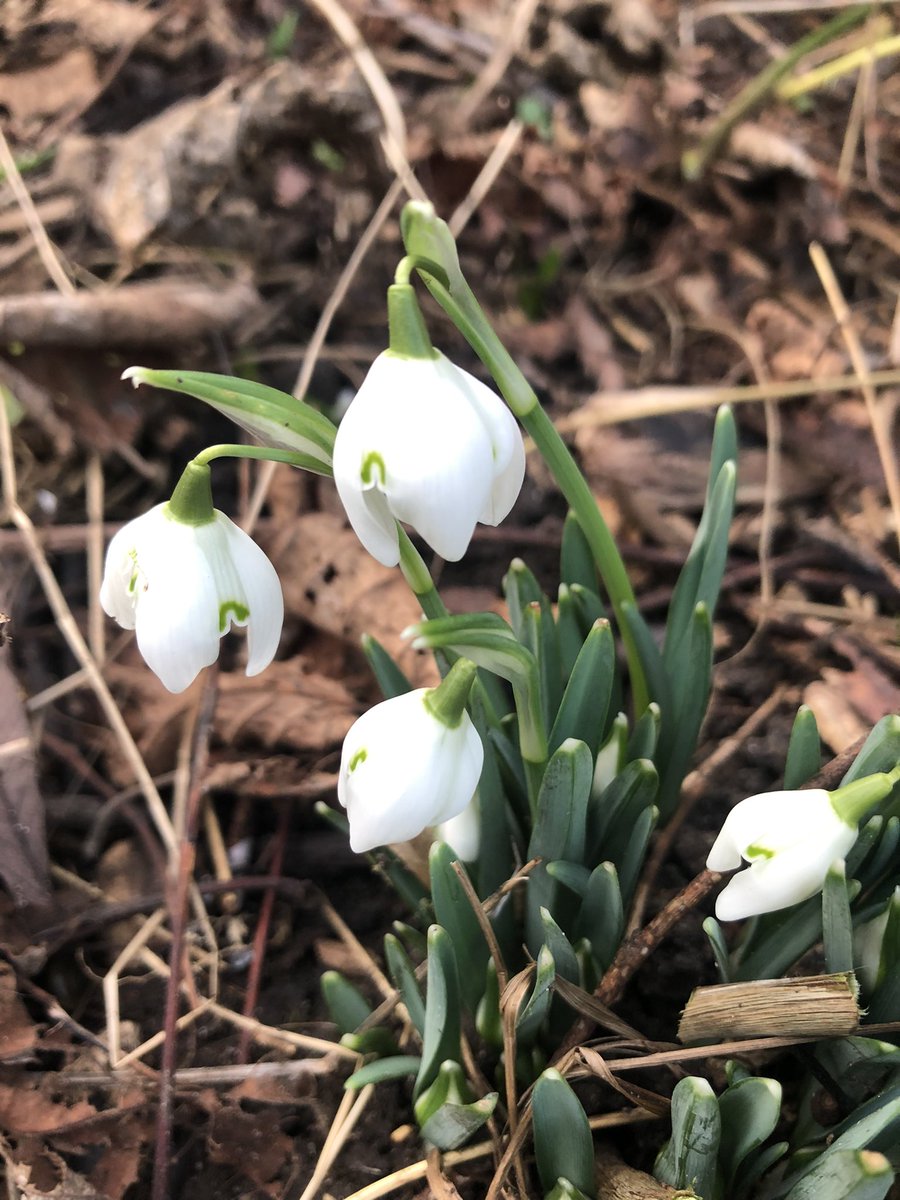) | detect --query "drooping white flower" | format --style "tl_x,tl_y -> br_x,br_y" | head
332,350 -> 525,567
338,677 -> 484,854
706,789 -> 857,922
100,503 -> 283,693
